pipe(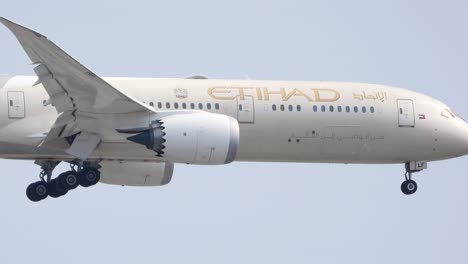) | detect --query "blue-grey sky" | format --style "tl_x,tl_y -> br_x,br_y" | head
1,1 -> 468,263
